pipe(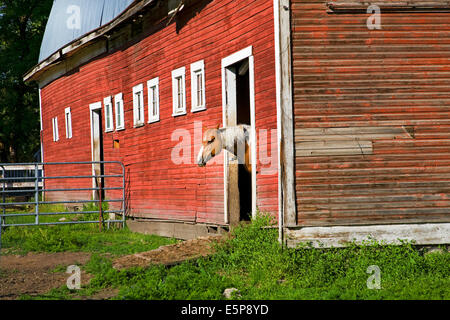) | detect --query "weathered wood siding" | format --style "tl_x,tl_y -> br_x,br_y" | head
40,0 -> 278,224
291,0 -> 450,226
